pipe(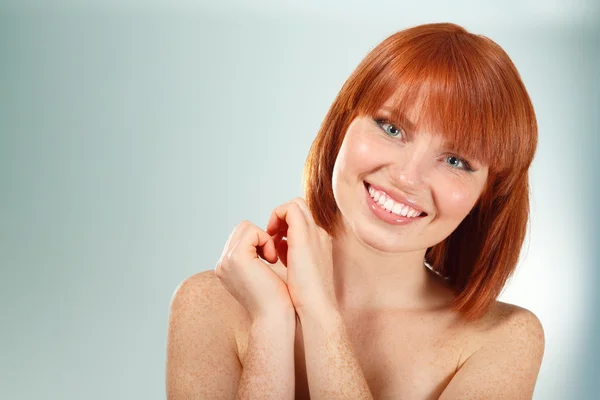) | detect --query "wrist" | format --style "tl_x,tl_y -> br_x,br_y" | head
252,307 -> 296,331
297,303 -> 342,331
